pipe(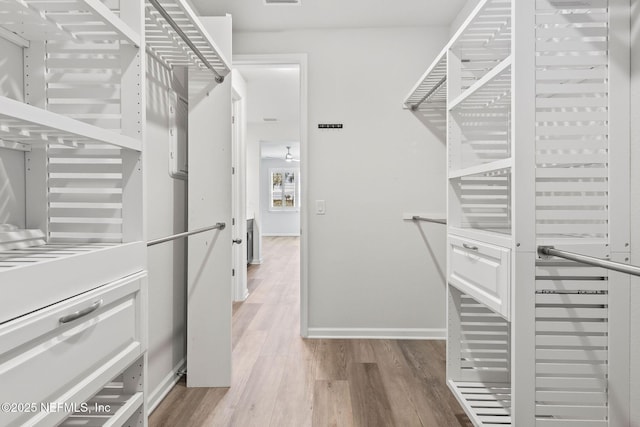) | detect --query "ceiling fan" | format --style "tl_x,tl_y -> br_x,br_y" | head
264,146 -> 299,162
